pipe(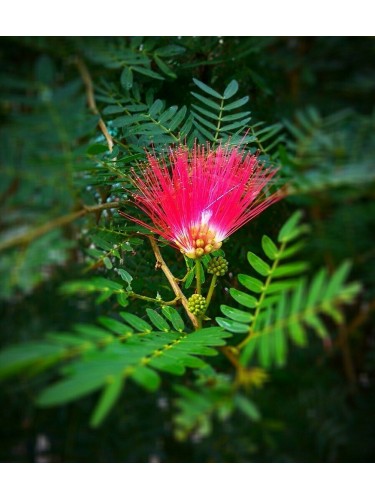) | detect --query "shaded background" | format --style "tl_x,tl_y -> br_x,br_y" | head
1,36 -> 374,462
